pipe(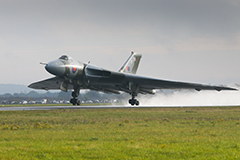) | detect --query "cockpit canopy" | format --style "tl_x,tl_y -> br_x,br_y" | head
59,55 -> 69,60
